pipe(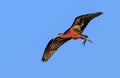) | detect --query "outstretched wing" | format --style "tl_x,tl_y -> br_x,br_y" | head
64,12 -> 103,33
42,37 -> 70,62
